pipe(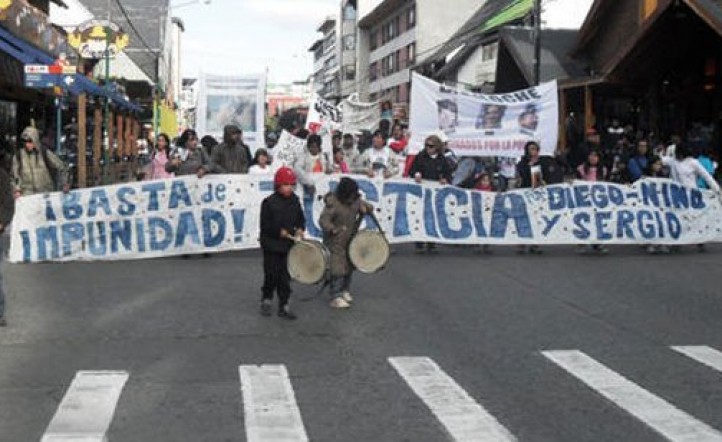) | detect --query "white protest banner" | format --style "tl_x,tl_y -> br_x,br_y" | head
409,72 -> 558,158
306,94 -> 341,156
196,72 -> 266,152
10,177 -> 722,263
340,94 -> 379,134
272,130 -> 306,167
